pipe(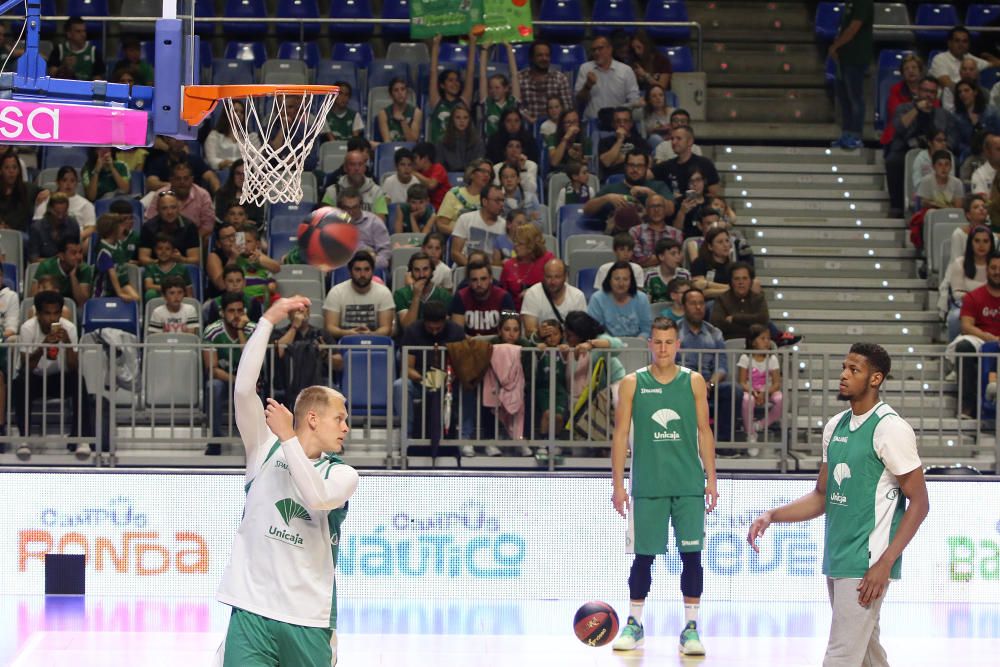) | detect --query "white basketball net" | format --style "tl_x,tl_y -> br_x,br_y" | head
223,90 -> 339,206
